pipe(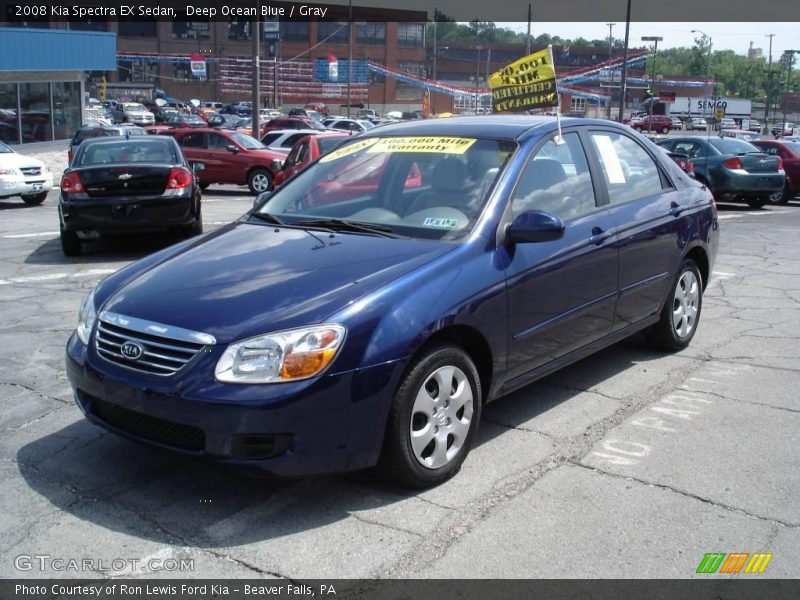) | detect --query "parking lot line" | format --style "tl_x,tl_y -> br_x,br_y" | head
2,231 -> 59,239
0,268 -> 116,286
